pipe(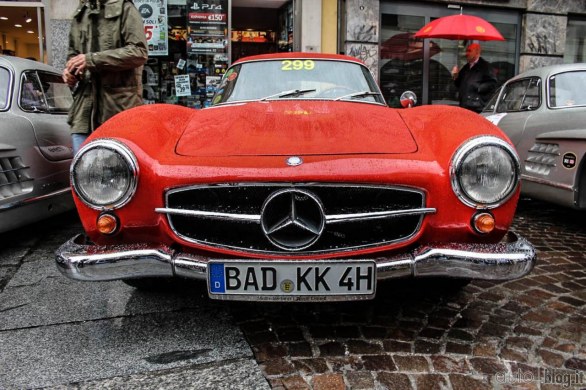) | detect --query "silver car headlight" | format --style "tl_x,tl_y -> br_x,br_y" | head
71,139 -> 139,210
450,136 -> 519,208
